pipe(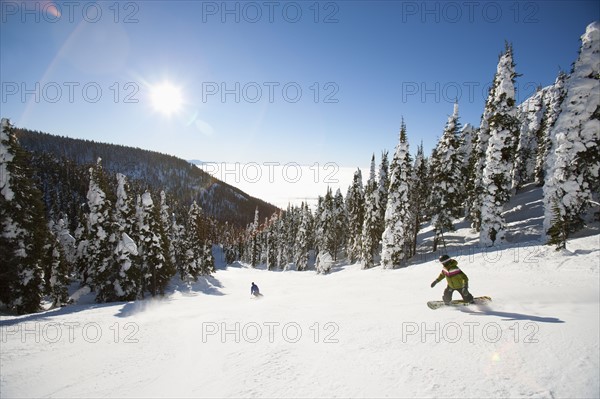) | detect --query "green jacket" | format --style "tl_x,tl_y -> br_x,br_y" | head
434,259 -> 468,289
